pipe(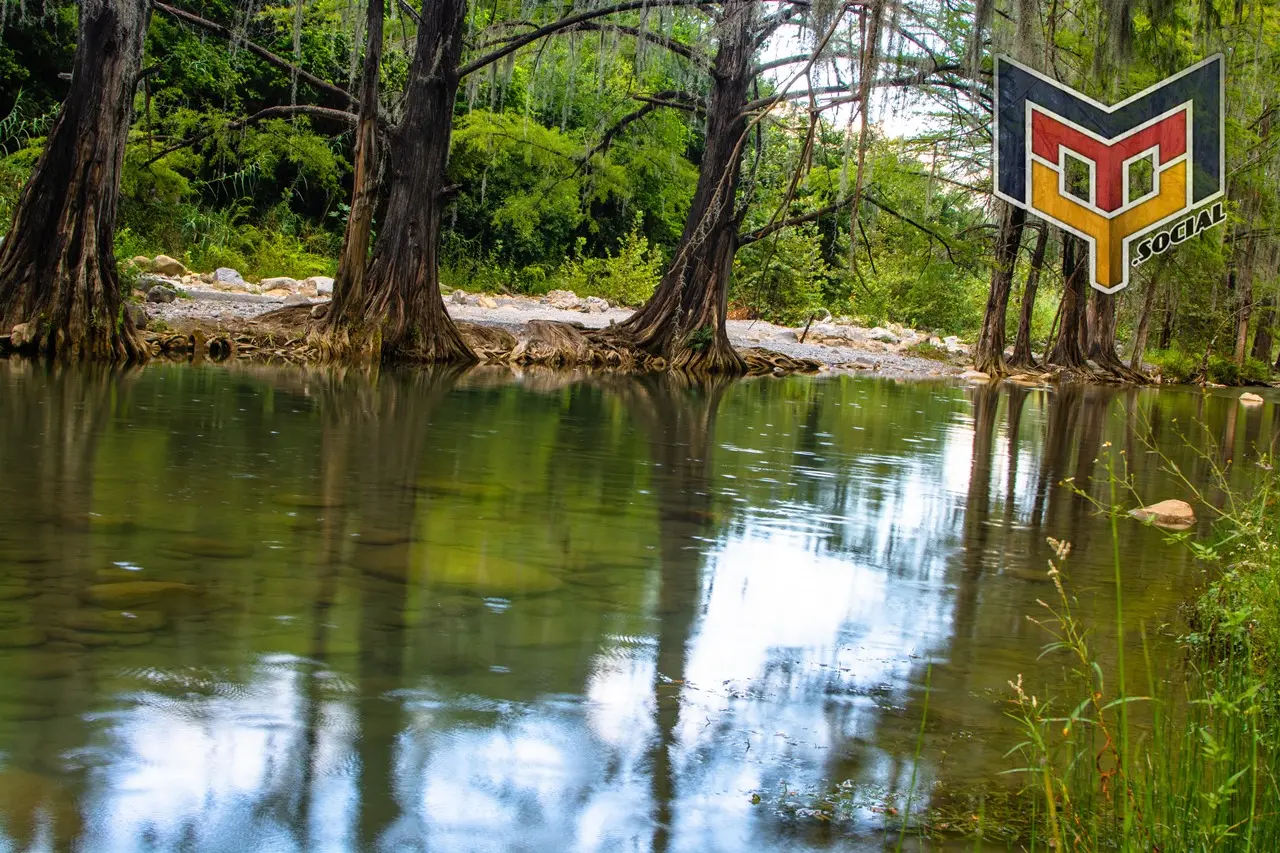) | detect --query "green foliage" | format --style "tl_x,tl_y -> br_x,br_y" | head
557,228 -> 664,307
732,227 -> 830,325
1147,348 -> 1201,383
